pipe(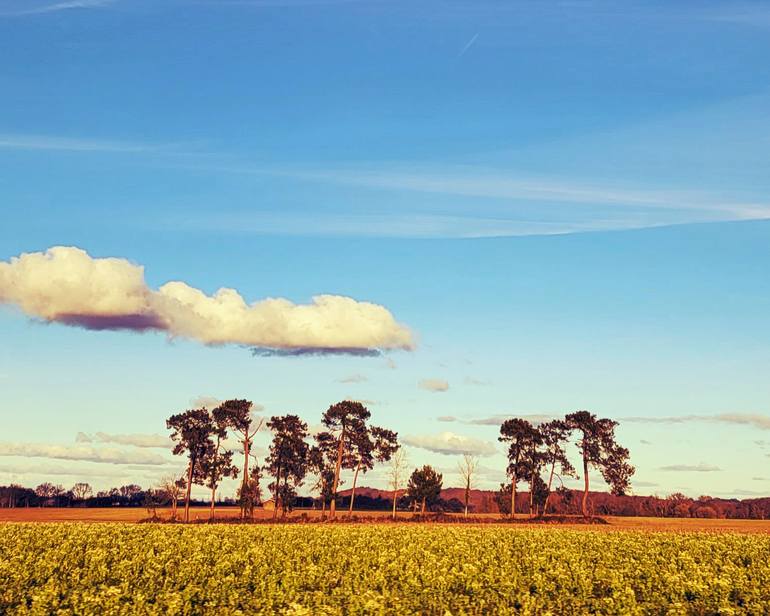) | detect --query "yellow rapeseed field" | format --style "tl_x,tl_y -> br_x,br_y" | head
1,523 -> 769,614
